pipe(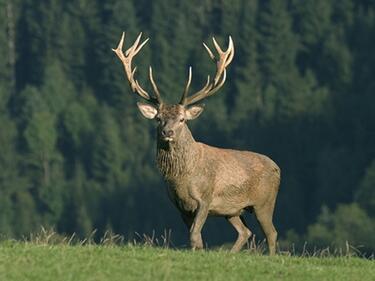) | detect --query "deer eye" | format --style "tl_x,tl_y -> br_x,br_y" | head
180,118 -> 185,123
